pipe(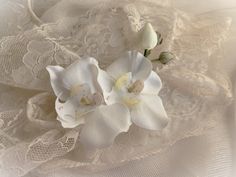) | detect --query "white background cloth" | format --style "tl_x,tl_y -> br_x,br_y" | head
0,0 -> 235,177
34,0 -> 236,176
73,1 -> 236,176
